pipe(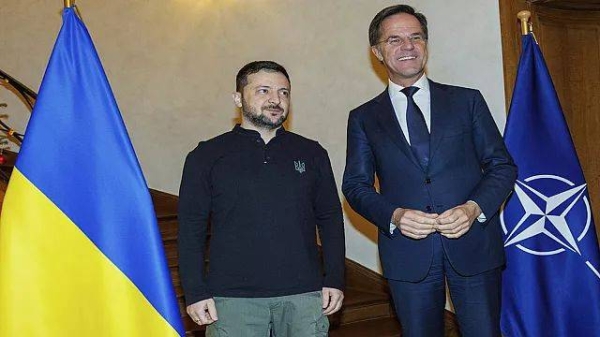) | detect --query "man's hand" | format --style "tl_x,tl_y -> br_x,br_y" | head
435,202 -> 481,239
187,298 -> 218,326
322,287 -> 344,315
392,208 -> 438,239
